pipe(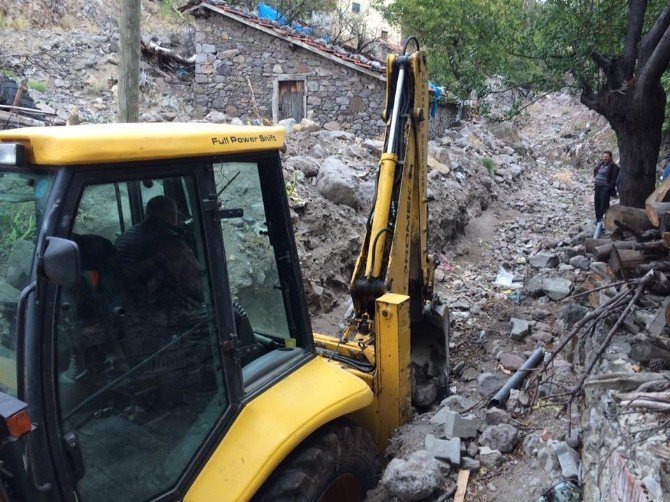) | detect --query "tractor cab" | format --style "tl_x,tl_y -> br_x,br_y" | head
0,123 -> 320,501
